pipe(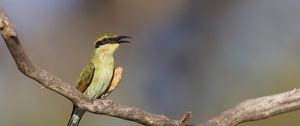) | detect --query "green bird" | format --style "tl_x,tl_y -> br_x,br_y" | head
67,33 -> 131,126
